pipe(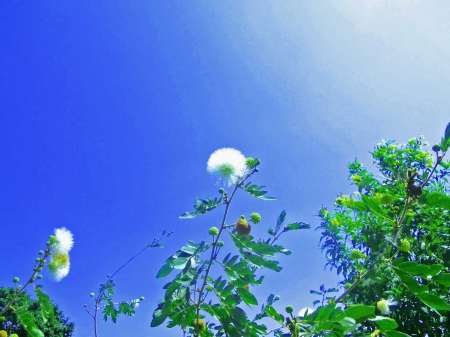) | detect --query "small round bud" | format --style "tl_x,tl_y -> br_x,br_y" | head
46,241 -> 51,246
286,305 -> 294,314
209,227 -> 219,236
37,275 -> 43,279
432,145 -> 441,152
275,295 -> 280,300
350,249 -> 366,260
0,316 -> 5,322
39,250 -> 44,255
13,277 -> 19,283
38,267 -> 42,272
218,188 -> 225,194
205,285 -> 214,292
399,239 -> 411,252
216,241 -> 224,247
35,258 -> 41,263
11,334 -> 19,337
90,293 -> 95,297
140,296 -> 145,301
250,213 -> 261,224
107,274 -> 110,278
84,304 -> 87,307
344,282 -> 352,289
